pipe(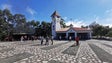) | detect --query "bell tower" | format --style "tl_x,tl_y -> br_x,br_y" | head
51,11 -> 61,38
